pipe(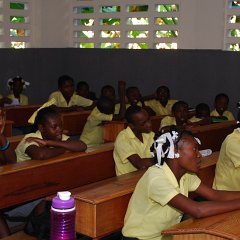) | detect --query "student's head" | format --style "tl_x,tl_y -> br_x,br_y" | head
195,103 -> 210,119
156,86 -> 170,104
214,93 -> 229,115
97,97 -> 115,115
101,85 -> 116,101
8,76 -> 25,96
172,101 -> 189,125
125,105 -> 152,133
58,75 -> 75,100
126,87 -> 141,105
152,127 -> 201,173
76,81 -> 89,98
34,107 -> 63,141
